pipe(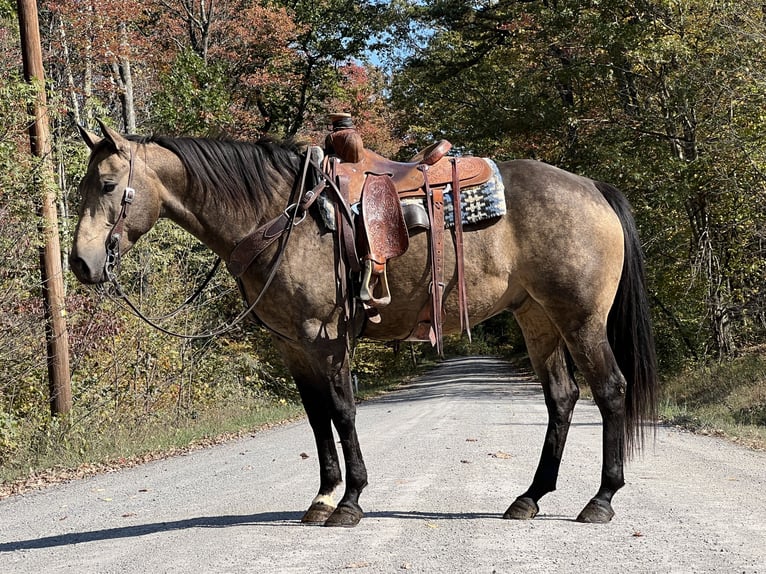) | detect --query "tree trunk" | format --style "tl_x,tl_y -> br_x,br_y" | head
111,22 -> 136,133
